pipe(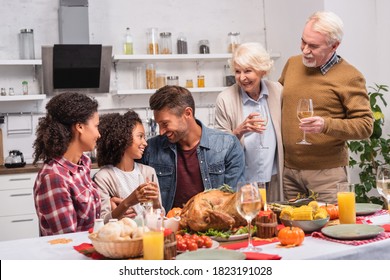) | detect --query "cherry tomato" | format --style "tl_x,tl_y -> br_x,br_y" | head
177,240 -> 187,251
196,238 -> 205,248
187,241 -> 198,251
204,238 -> 213,248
